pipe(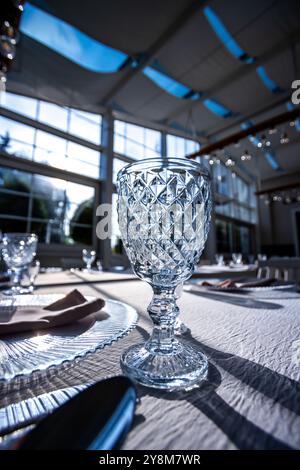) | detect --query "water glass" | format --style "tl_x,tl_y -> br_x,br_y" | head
25,259 -> 40,292
1,233 -> 38,295
215,254 -> 224,266
82,249 -> 96,272
232,253 -> 243,265
117,157 -> 211,389
96,260 -> 103,272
